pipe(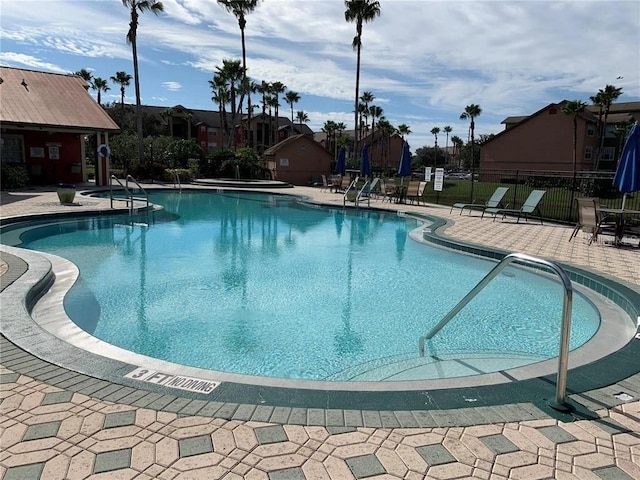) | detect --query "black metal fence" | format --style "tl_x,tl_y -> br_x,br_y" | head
419,169 -> 638,224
